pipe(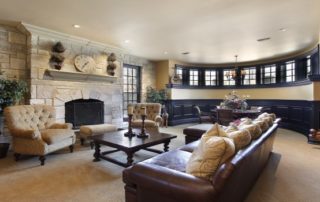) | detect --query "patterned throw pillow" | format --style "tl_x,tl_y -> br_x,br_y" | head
186,136 -> 235,180
239,124 -> 262,140
238,118 -> 253,127
224,124 -> 239,133
253,120 -> 269,132
226,129 -> 252,151
203,123 -> 228,138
